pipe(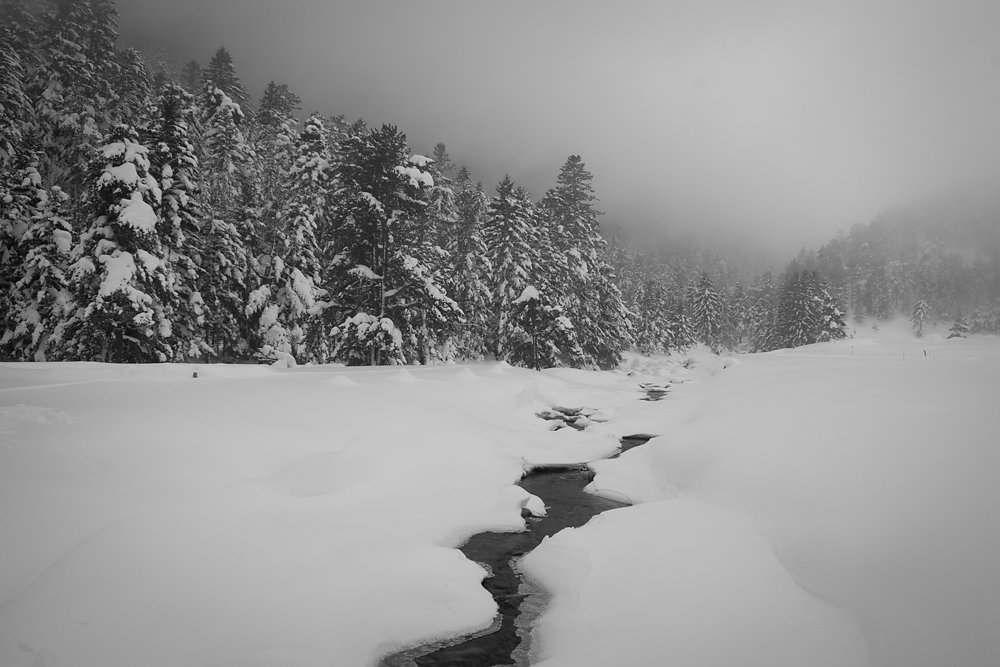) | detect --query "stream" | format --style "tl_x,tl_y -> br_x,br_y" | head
384,434 -> 653,666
